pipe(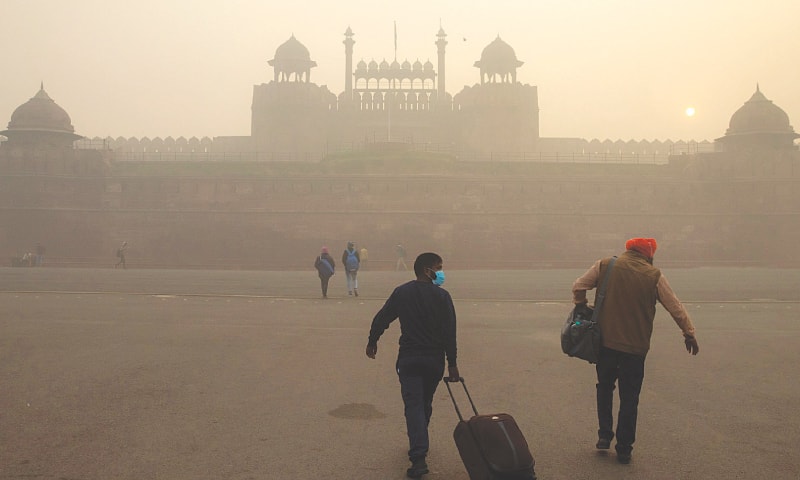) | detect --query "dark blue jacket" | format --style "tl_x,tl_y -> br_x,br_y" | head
368,280 -> 457,367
